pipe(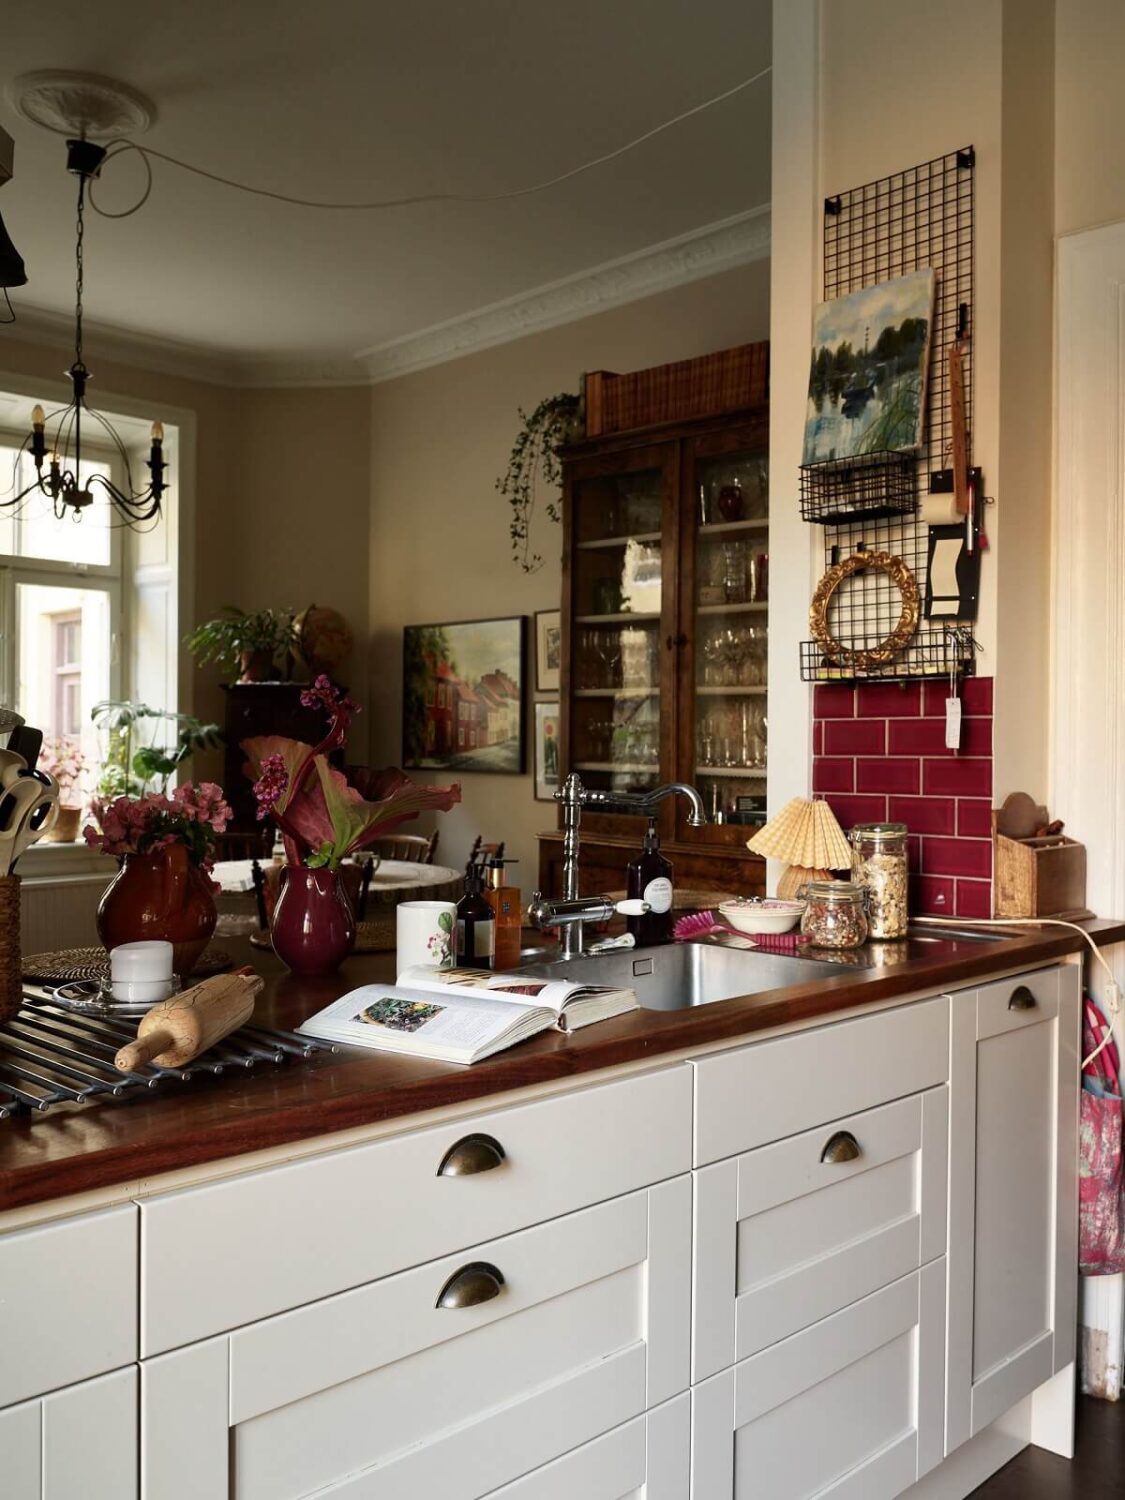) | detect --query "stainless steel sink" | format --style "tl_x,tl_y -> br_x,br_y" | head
516,941 -> 855,1011
906,922 -> 1012,944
